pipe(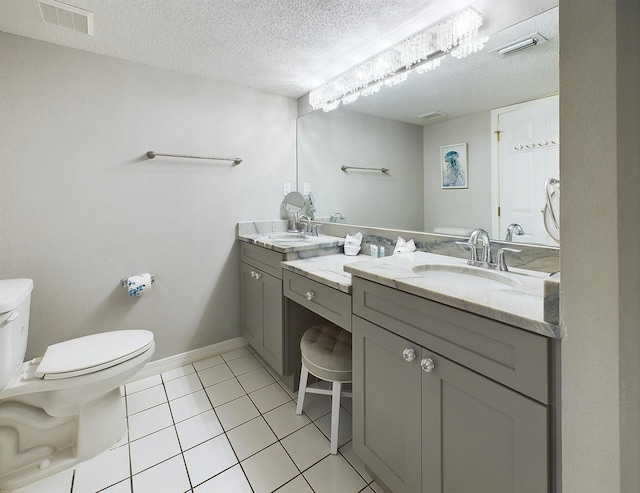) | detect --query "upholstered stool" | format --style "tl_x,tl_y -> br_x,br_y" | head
295,324 -> 352,454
